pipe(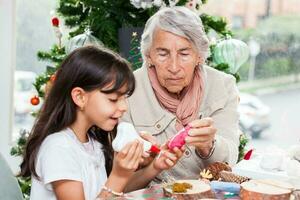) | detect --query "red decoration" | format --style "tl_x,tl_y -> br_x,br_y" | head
52,17 -> 59,27
30,96 -> 40,106
244,149 -> 254,160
